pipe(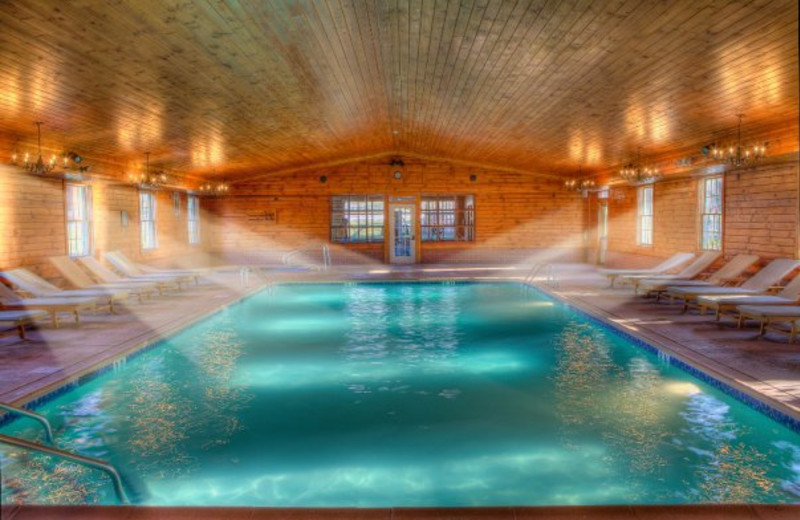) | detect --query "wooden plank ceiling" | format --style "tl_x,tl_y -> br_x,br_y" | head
0,0 -> 797,181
